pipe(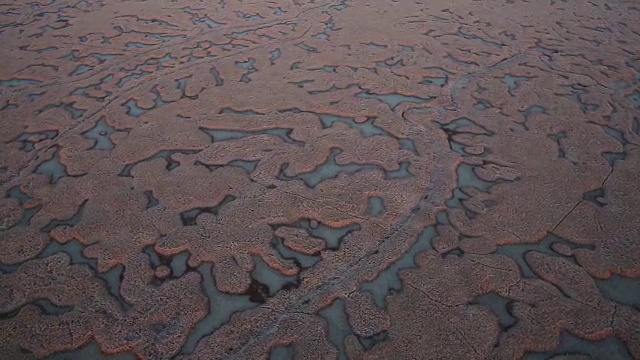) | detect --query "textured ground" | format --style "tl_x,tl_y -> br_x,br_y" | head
1,0 -> 640,358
